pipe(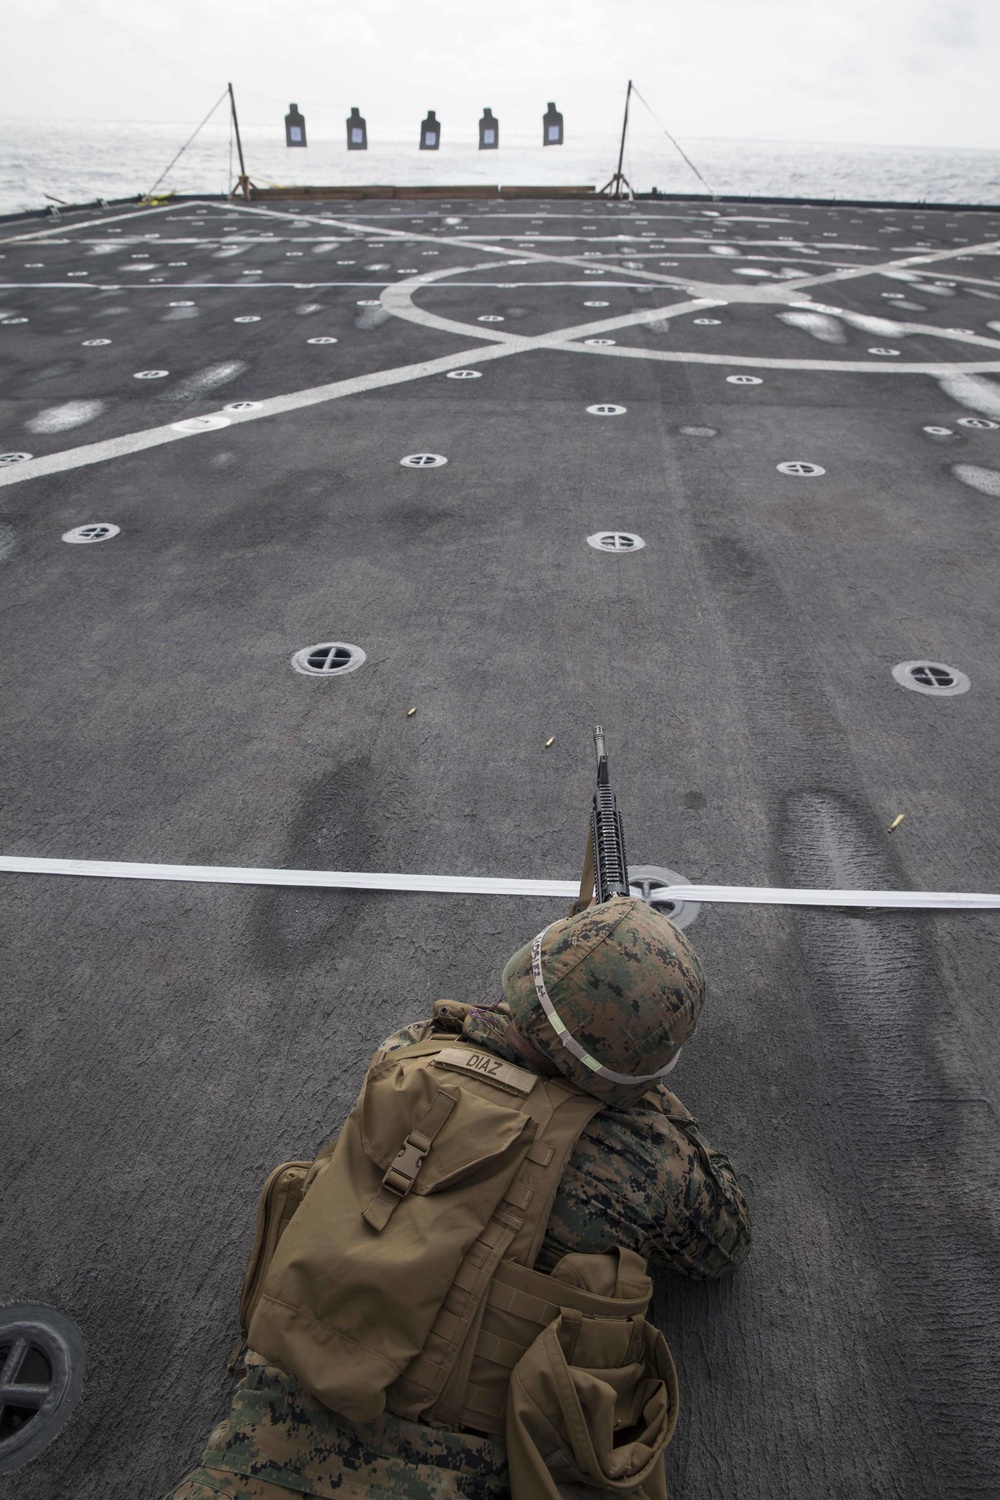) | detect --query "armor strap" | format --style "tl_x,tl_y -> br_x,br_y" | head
362,1088 -> 458,1232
